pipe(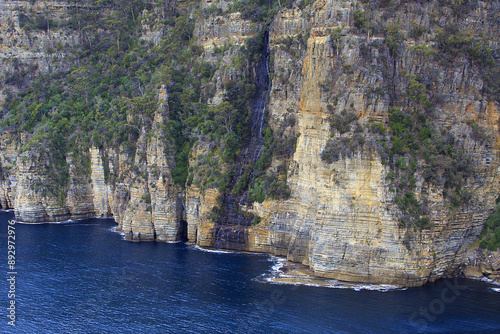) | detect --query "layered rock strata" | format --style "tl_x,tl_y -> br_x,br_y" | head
0,0 -> 499,287
183,0 -> 500,286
